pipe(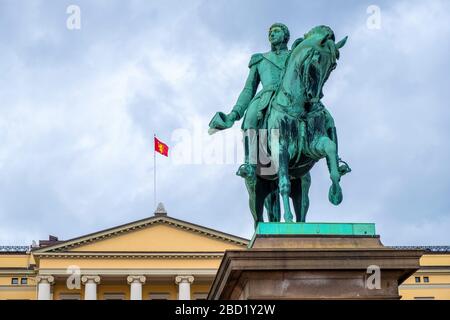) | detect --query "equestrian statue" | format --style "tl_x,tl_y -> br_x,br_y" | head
209,24 -> 351,227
